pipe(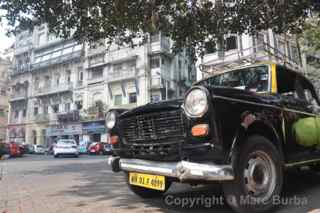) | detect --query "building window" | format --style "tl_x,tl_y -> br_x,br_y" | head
52,104 -> 59,113
56,74 -> 60,85
43,105 -> 49,114
22,109 -> 26,117
0,109 -> 5,117
65,103 -> 71,112
91,68 -> 103,79
113,63 -> 123,72
151,95 -> 161,103
150,56 -> 160,69
35,77 -> 40,89
34,107 -> 38,116
14,110 -> 19,118
204,41 -> 217,54
75,101 -> 83,110
79,72 -> 83,81
66,70 -> 71,83
0,89 -> 6,96
114,94 -> 122,106
225,36 -> 237,51
129,93 -> 137,104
